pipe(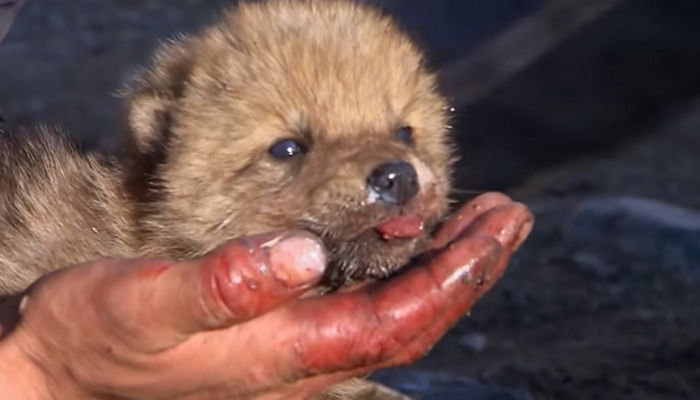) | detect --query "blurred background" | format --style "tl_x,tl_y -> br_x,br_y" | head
1,1 -> 699,399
